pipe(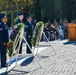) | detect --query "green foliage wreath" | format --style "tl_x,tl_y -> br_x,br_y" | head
7,23 -> 24,57
32,21 -> 44,47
